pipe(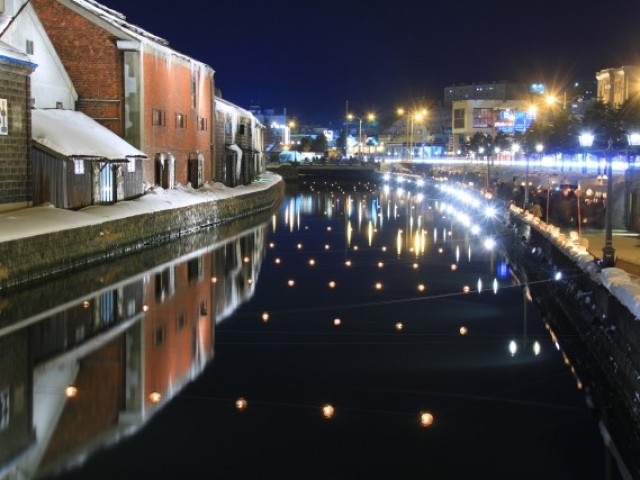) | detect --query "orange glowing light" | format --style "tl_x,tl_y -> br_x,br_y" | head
142,304 -> 150,312
148,391 -> 162,404
463,286 -> 470,293
345,260 -> 352,267
211,277 -> 218,283
395,322 -> 404,331
287,280 -> 295,287
375,282 -> 383,290
333,318 -> 341,326
459,326 -> 468,335
243,256 -> 250,263
275,258 -> 281,264
417,284 -> 426,292
329,281 -> 336,288
297,243 -> 303,249
378,262 -> 384,268
419,412 -> 434,427
322,404 -> 335,419
261,312 -> 269,322
309,259 -> 316,266
451,264 -> 458,271
65,386 -> 78,398
82,300 -> 90,308
235,397 -> 248,411
413,263 -> 419,269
